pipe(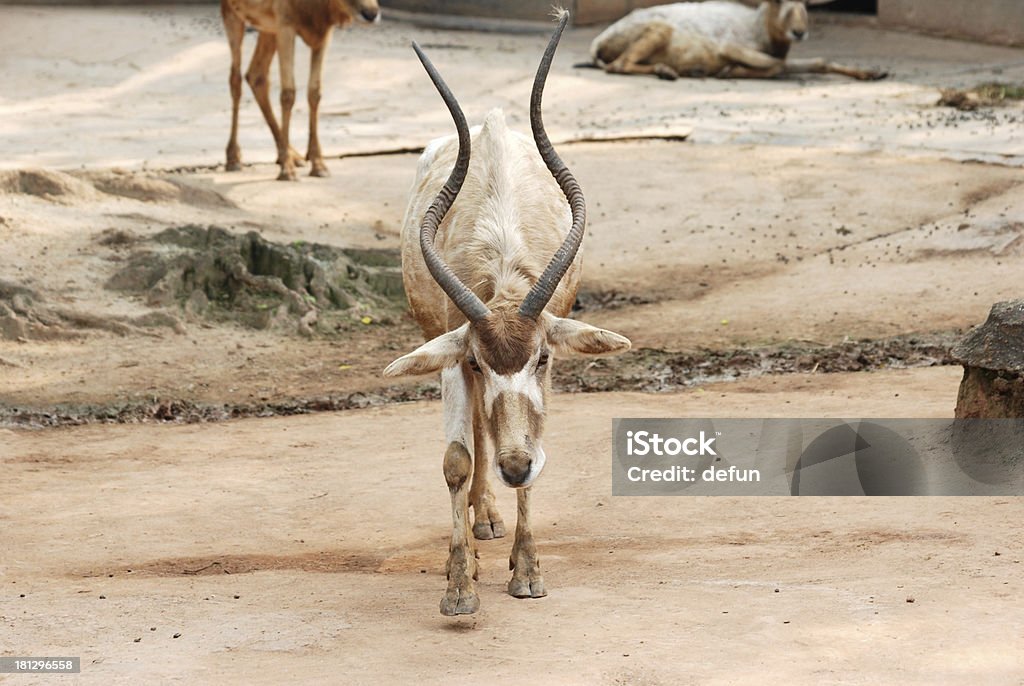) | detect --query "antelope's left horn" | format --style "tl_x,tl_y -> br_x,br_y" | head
518,9 -> 585,321
412,42 -> 491,323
